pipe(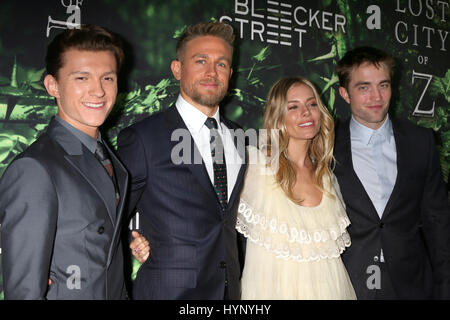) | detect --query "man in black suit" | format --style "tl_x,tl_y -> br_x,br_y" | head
334,46 -> 450,299
117,21 -> 247,299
